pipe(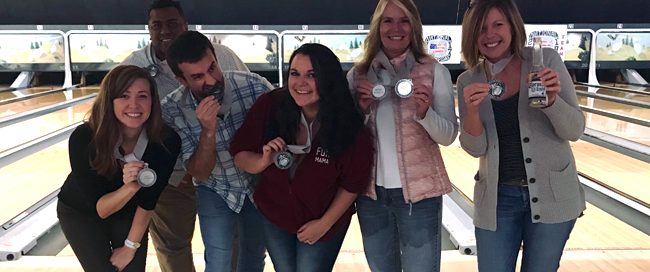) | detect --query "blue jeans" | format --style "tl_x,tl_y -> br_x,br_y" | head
475,185 -> 576,272
262,215 -> 348,272
356,186 -> 442,272
196,186 -> 266,272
